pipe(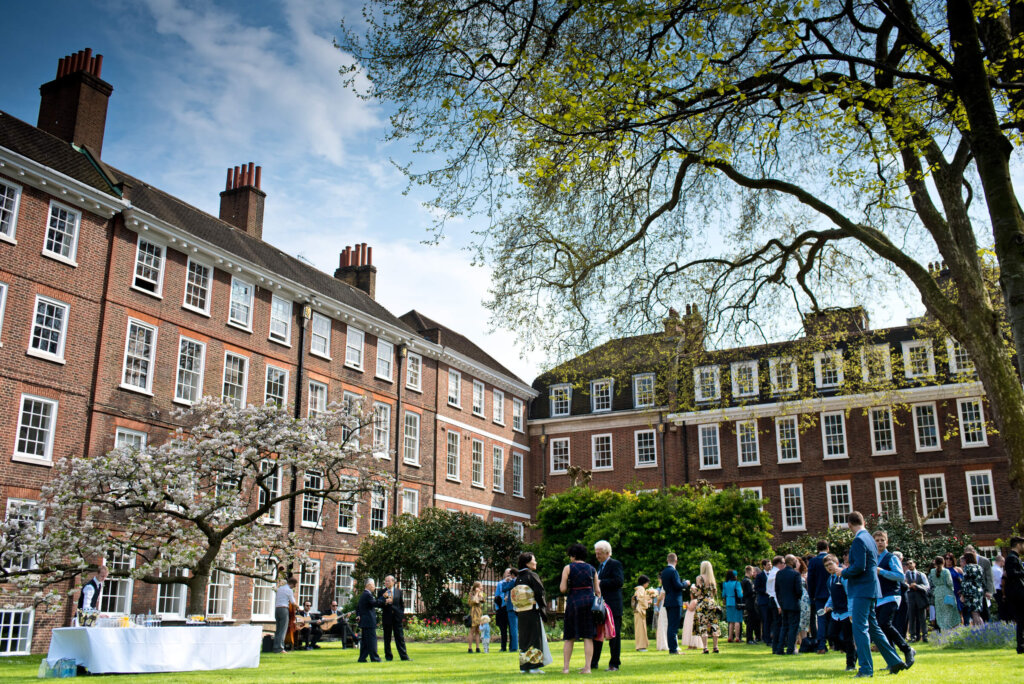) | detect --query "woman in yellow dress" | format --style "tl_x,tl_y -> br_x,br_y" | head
632,575 -> 654,651
467,581 -> 485,653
